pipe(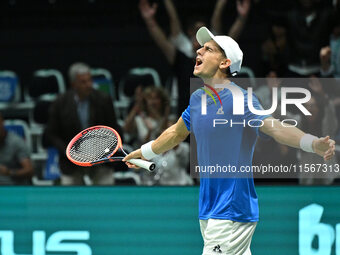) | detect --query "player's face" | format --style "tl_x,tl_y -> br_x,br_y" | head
193,40 -> 227,79
72,72 -> 93,99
